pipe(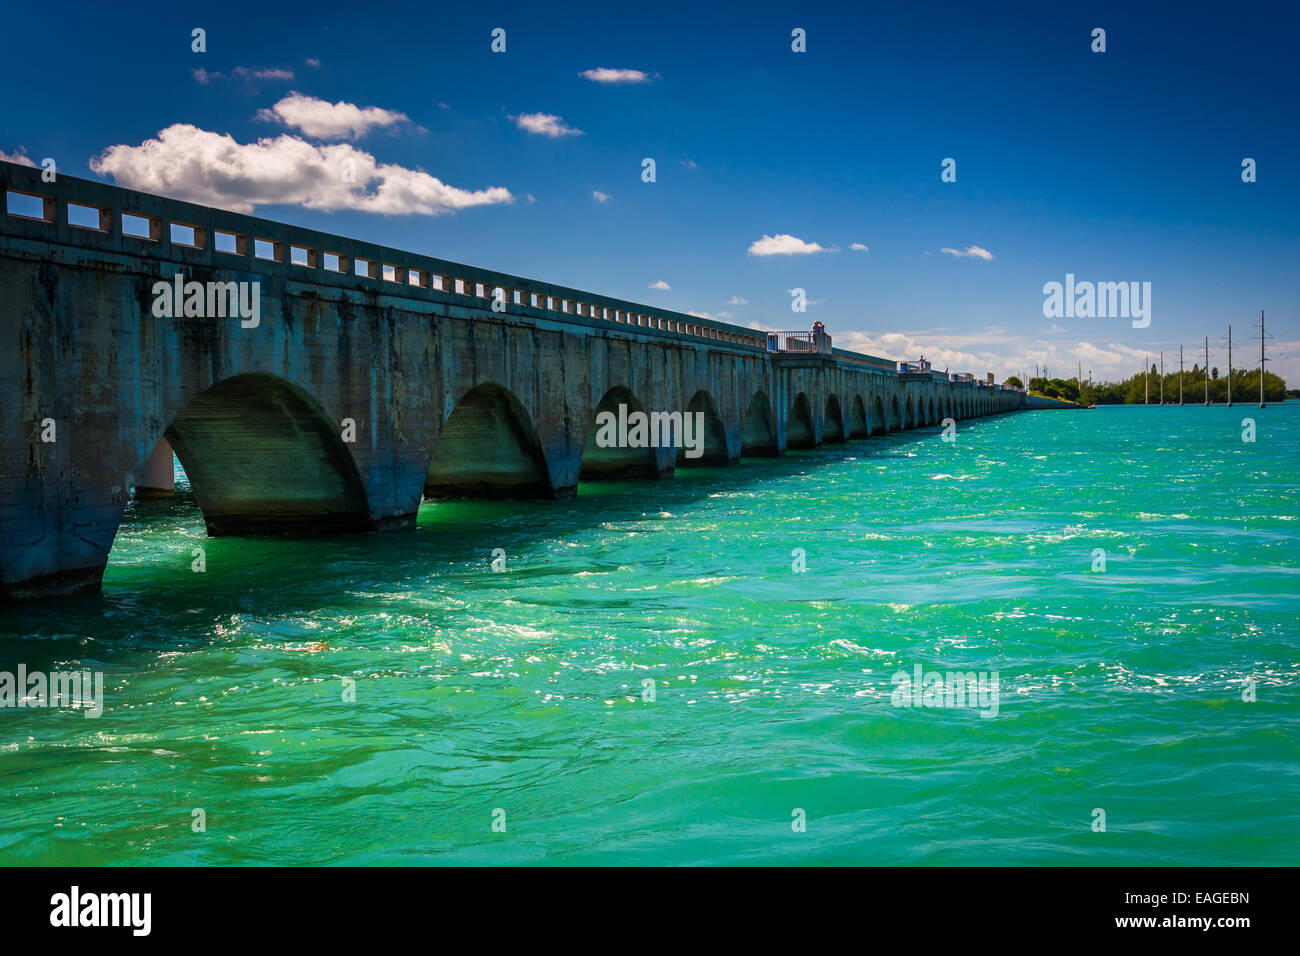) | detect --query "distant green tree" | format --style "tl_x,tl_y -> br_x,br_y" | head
1004,375 -> 1024,388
